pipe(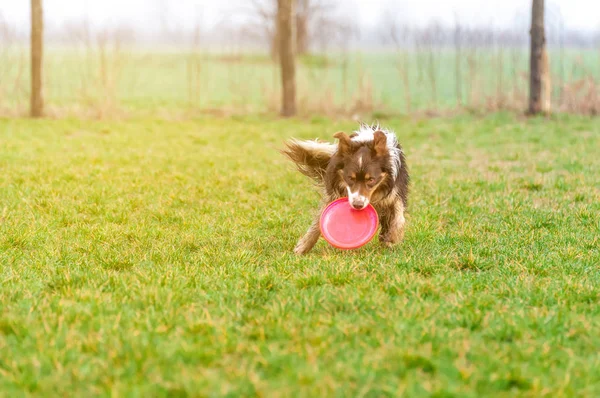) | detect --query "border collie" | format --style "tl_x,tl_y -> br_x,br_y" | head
282,123 -> 409,254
